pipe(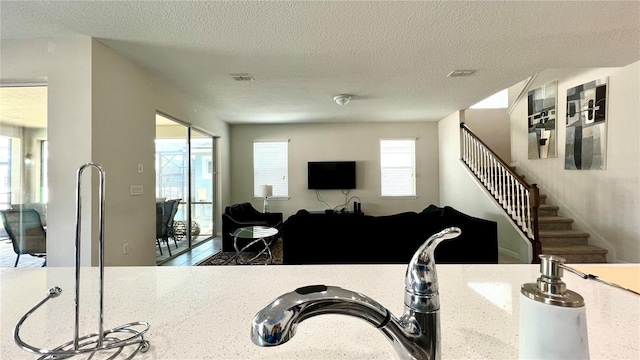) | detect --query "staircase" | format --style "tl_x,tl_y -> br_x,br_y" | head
534,193 -> 608,263
508,169 -> 608,263
461,123 -> 608,263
